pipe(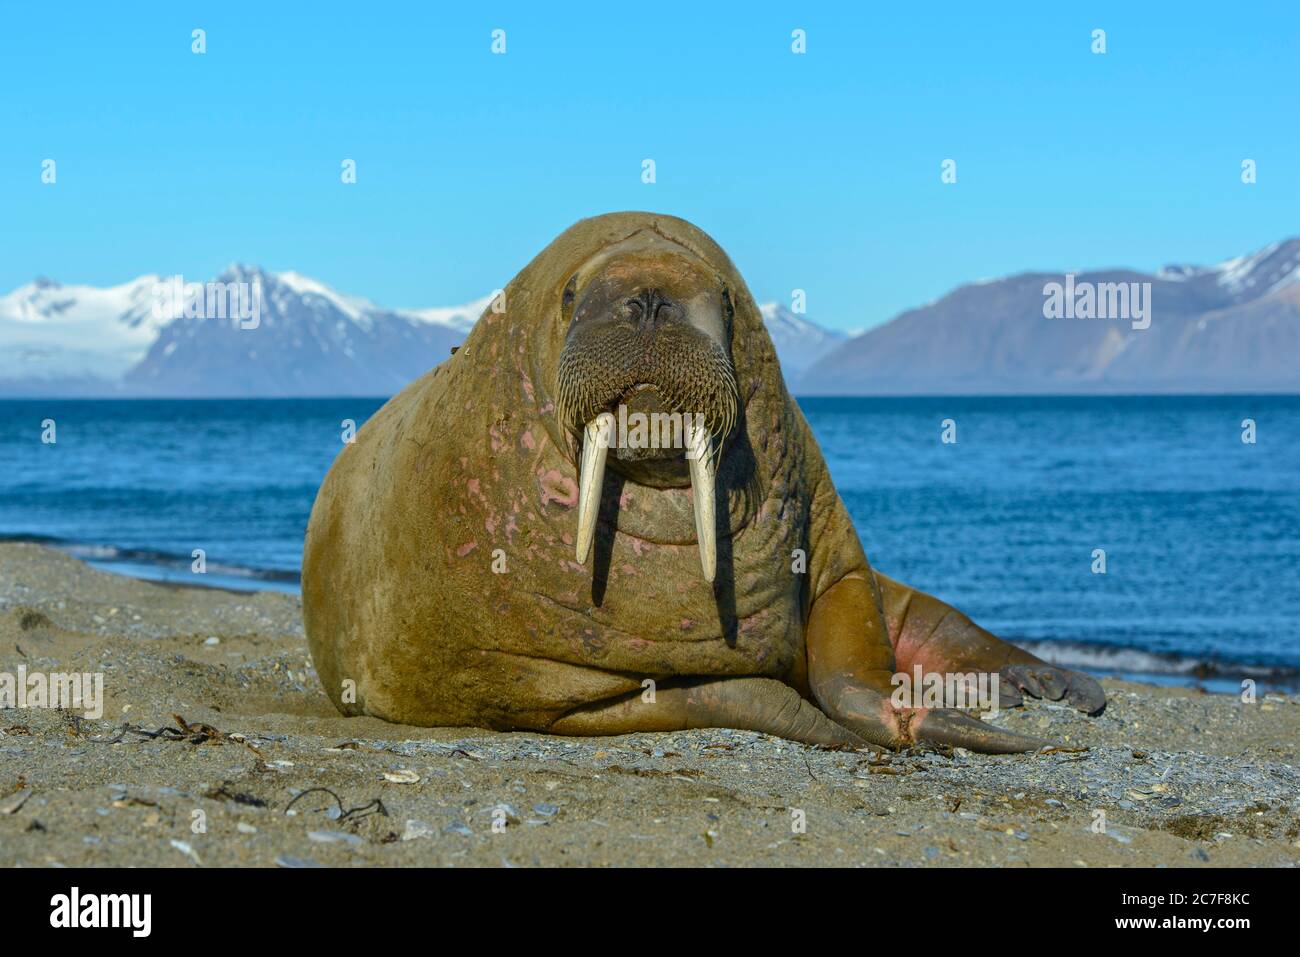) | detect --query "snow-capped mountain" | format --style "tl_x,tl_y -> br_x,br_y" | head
757,302 -> 847,376
125,266 -> 477,396
1157,240 -> 1300,297
0,267 -> 486,397
0,275 -> 169,385
797,237 -> 1300,395
409,295 -> 497,334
